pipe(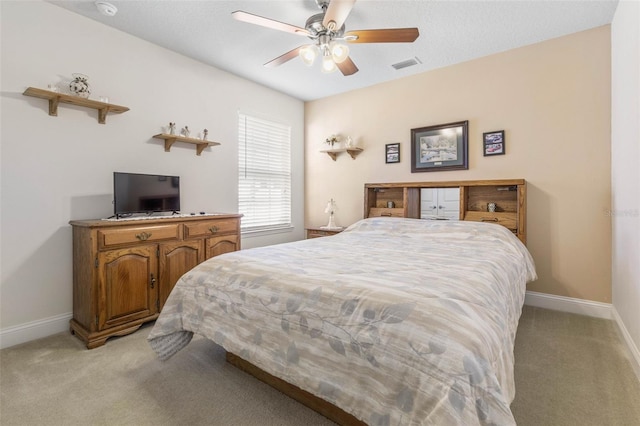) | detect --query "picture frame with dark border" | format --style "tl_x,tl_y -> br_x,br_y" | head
385,143 -> 400,164
483,130 -> 505,156
411,120 -> 468,172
